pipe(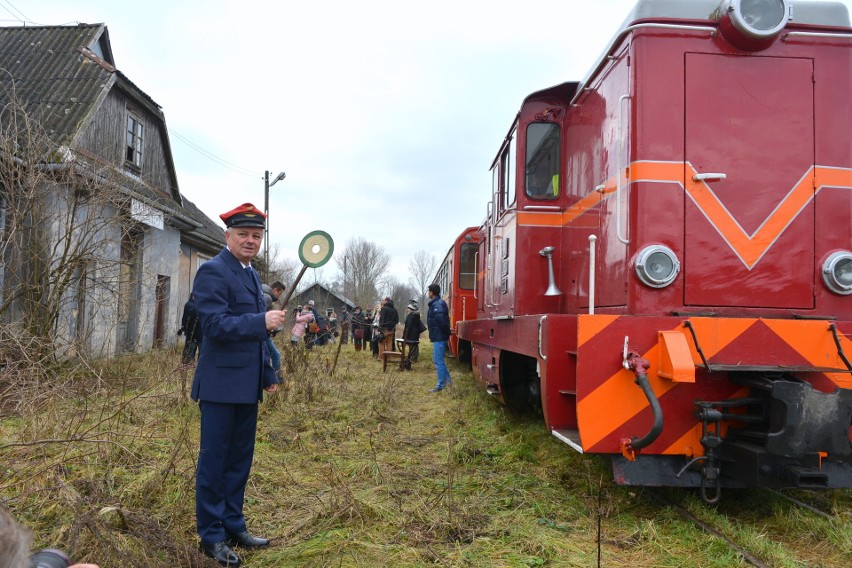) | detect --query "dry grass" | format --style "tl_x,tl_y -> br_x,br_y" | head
1,336 -> 850,567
